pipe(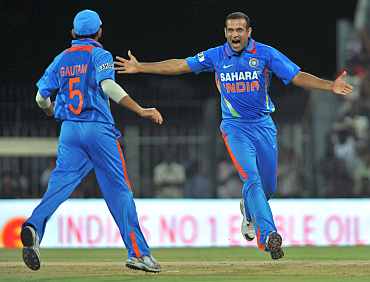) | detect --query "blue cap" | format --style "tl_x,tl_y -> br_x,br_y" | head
73,9 -> 102,36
